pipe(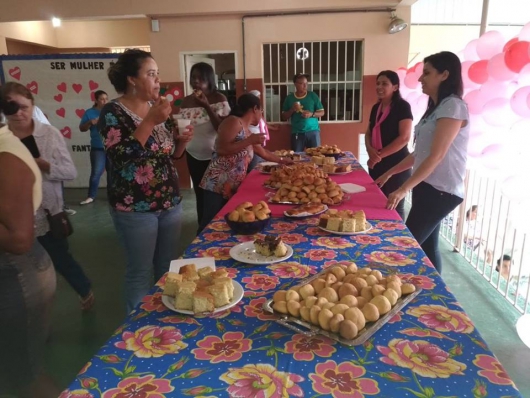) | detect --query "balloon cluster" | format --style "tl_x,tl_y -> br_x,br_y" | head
396,22 -> 530,206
